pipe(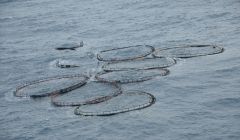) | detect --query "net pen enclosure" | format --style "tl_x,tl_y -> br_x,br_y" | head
51,81 -> 122,107
97,45 -> 154,62
102,57 -> 176,71
14,74 -> 89,98
95,69 -> 169,83
153,45 -> 224,58
74,90 -> 156,116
